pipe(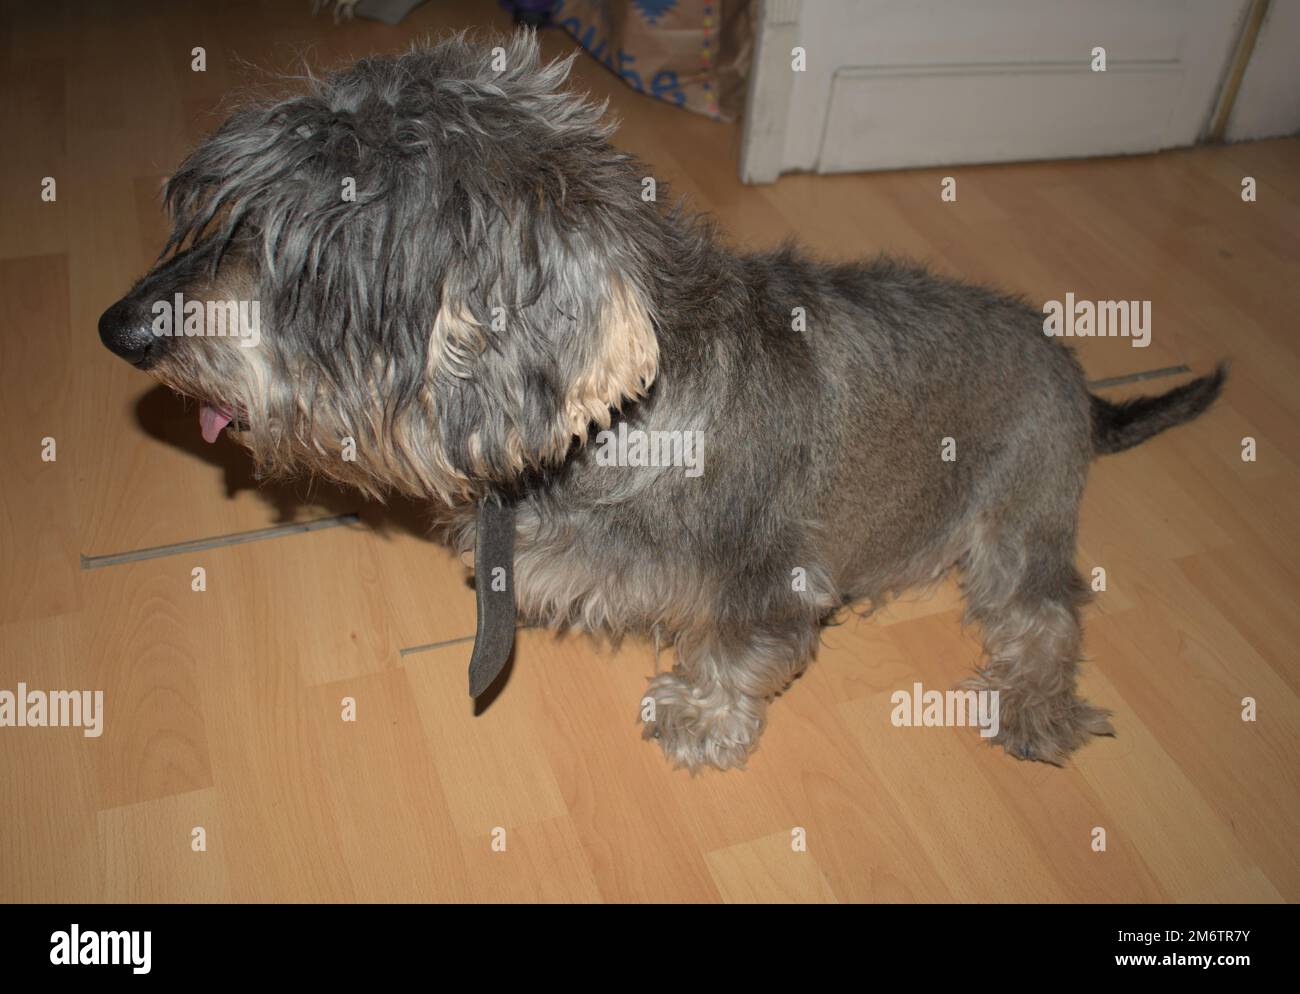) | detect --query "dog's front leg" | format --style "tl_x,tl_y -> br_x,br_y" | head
642,621 -> 817,772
